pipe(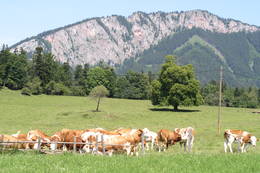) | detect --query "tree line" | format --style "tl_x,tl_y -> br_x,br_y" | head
1,46 -> 260,109
202,80 -> 260,108
0,46 -> 150,100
